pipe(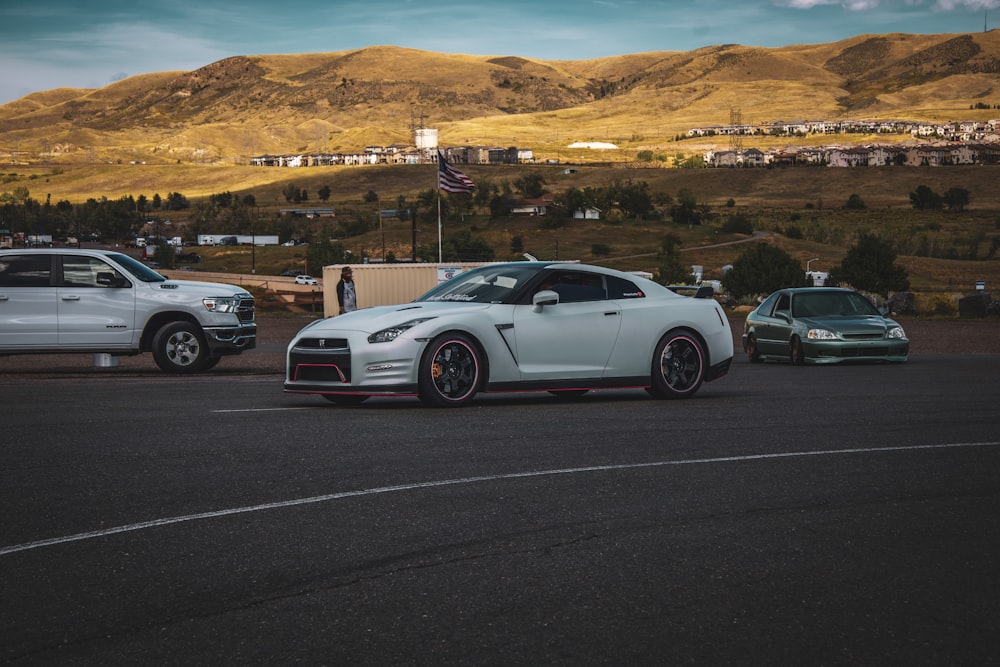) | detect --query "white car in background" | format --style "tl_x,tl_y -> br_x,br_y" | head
294,275 -> 319,285
285,262 -> 734,407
